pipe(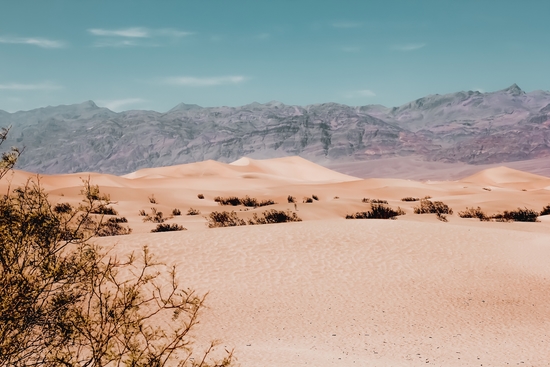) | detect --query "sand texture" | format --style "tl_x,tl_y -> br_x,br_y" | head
3,156 -> 550,366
